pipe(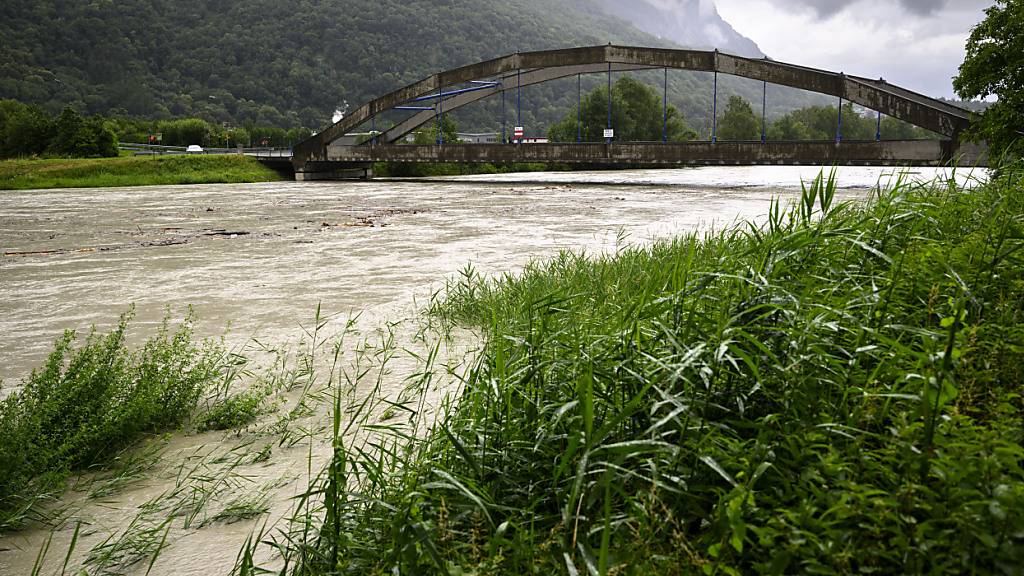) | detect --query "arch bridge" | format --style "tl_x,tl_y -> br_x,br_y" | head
291,45 -> 985,179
